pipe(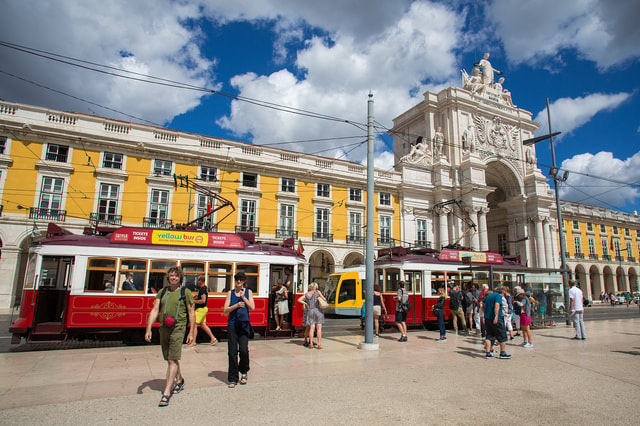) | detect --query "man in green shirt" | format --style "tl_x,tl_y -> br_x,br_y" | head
145,266 -> 196,407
